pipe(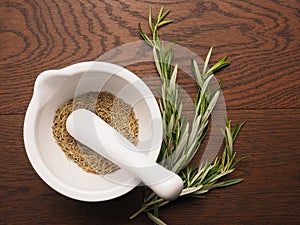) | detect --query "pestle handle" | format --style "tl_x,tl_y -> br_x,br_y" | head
66,109 -> 183,201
